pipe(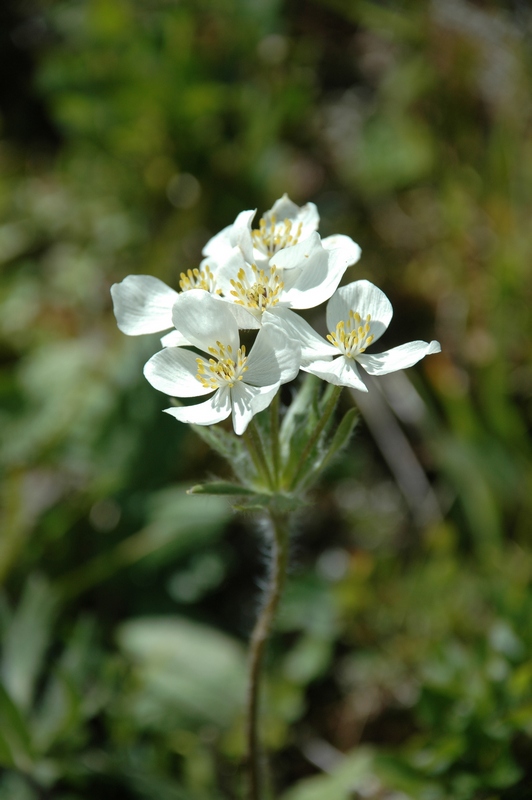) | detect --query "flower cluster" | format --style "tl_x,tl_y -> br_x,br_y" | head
111,195 -> 440,434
